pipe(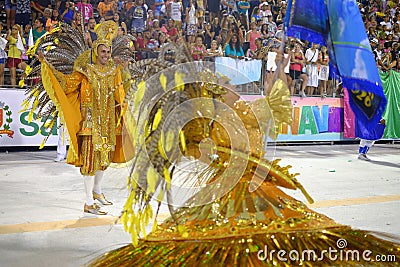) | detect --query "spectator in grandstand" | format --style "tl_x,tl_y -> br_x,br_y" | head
128,0 -> 148,33
249,0 -> 261,18
150,19 -> 162,37
384,33 -> 395,48
169,0 -> 183,30
15,0 -> 31,30
207,0 -> 221,22
196,0 -> 205,17
380,14 -> 393,35
249,37 -> 267,60
121,0 -> 135,28
376,24 -> 387,40
224,33 -> 245,59
380,47 -> 397,72
304,42 -> 319,96
154,0 -> 166,19
238,0 -> 251,30
40,8 -> 53,29
227,15 -> 245,44
191,34 -> 207,60
6,24 -> 27,87
97,0 -> 115,21
392,41 -> 399,58
136,29 -> 158,59
204,23 -> 215,49
259,2 -> 272,24
211,17 -> 221,37
86,18 -> 98,48
260,23 -> 268,38
368,15 -> 378,29
392,23 -> 400,42
318,45 -> 329,98
61,1 -> 76,25
165,19 -> 179,41
22,24 -> 32,47
118,25 -> 126,36
113,13 -> 128,36
5,0 -> 16,31
219,12 -> 230,44
221,0 -> 238,15
185,0 -> 197,43
275,5 -> 286,25
31,0 -> 52,24
207,39 -> 224,59
289,43 -> 308,96
158,32 -> 169,48
274,23 -> 284,40
195,16 -> 206,36
266,14 -> 277,38
146,10 -> 156,30
246,21 -> 261,56
72,11 -> 85,32
76,0 -> 94,24
46,9 -> 60,31
0,22 -> 6,86
367,26 -> 379,41
32,19 -> 46,43
250,6 -> 261,23
375,42 -> 385,68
